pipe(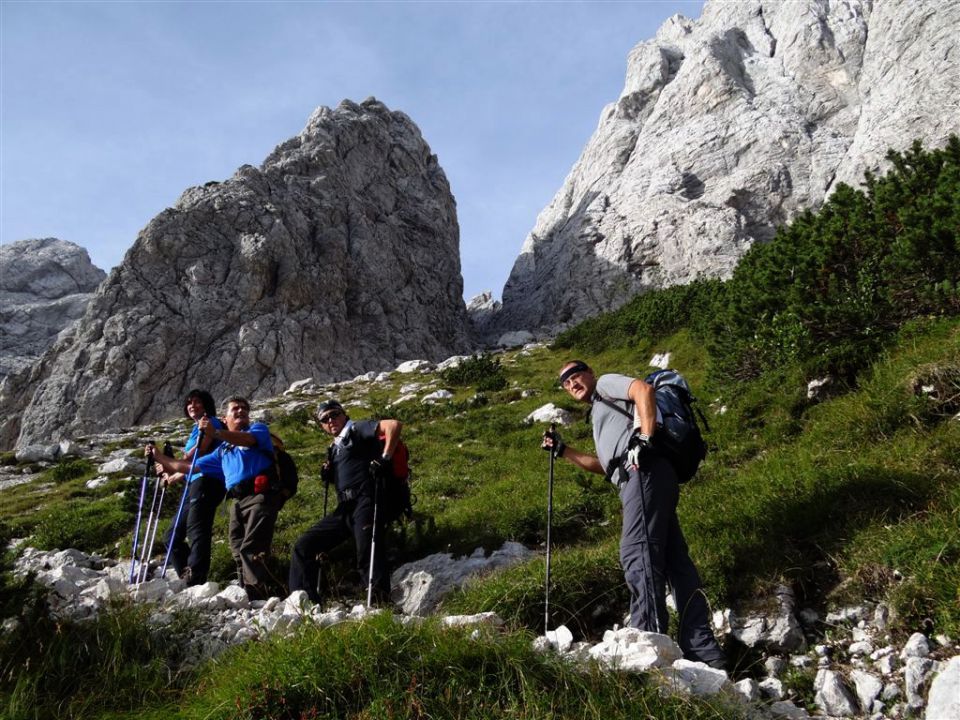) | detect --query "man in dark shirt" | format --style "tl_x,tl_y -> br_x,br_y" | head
288,400 -> 402,604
